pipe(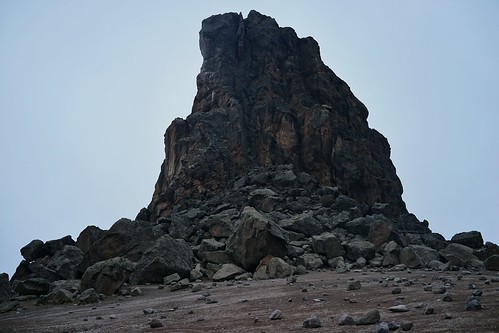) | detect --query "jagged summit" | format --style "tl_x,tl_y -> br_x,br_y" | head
146,10 -> 406,221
